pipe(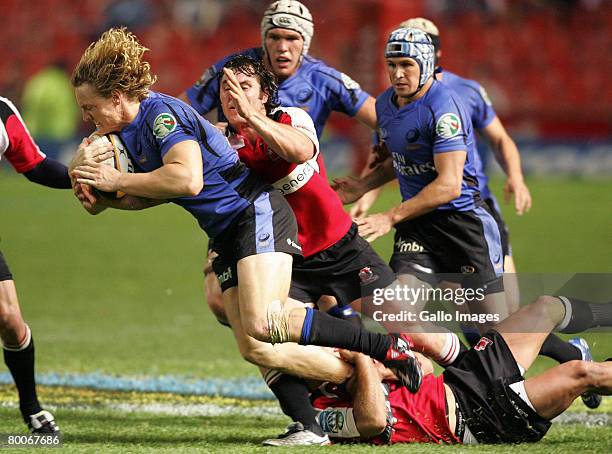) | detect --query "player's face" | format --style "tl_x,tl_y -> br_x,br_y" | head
264,28 -> 304,79
220,70 -> 268,126
386,57 -> 421,98
75,83 -> 123,134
